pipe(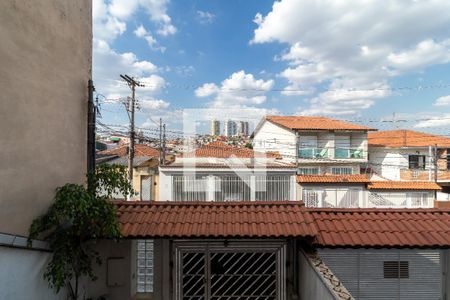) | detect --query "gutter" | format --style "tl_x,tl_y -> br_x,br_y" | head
0,232 -> 49,252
